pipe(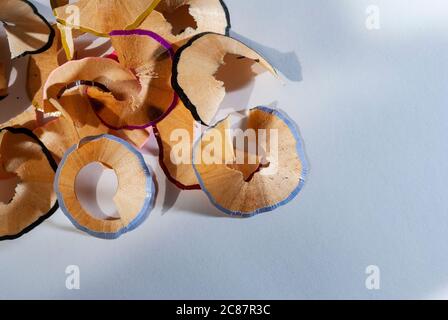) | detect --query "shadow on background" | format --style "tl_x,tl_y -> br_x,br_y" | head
230,31 -> 303,82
